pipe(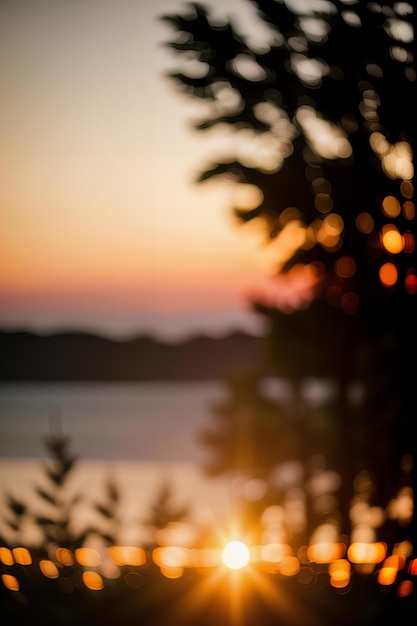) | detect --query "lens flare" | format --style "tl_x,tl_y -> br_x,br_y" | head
222,541 -> 250,570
